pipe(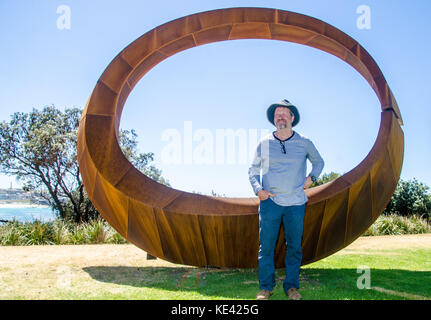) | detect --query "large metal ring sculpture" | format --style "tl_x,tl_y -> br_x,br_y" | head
77,7 -> 404,268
